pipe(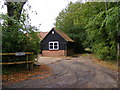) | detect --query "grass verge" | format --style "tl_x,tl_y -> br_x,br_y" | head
86,54 -> 119,71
